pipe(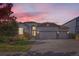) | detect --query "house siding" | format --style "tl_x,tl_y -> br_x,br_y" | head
63,19 -> 76,34
76,18 -> 79,34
